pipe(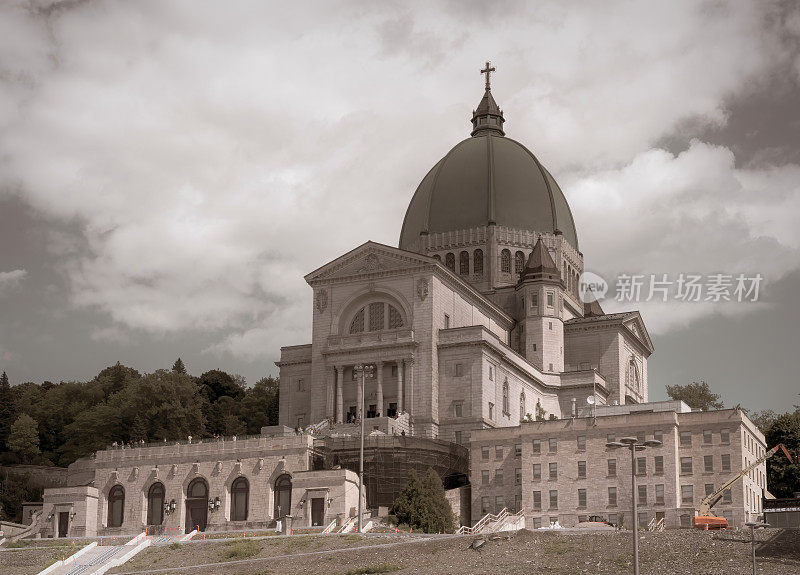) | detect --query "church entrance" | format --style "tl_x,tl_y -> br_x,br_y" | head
185,478 -> 208,532
311,497 -> 324,526
273,474 -> 292,519
147,482 -> 165,528
57,512 -> 69,538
